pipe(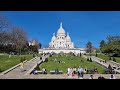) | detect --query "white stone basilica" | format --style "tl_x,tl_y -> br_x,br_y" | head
38,22 -> 86,54
49,22 -> 74,49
